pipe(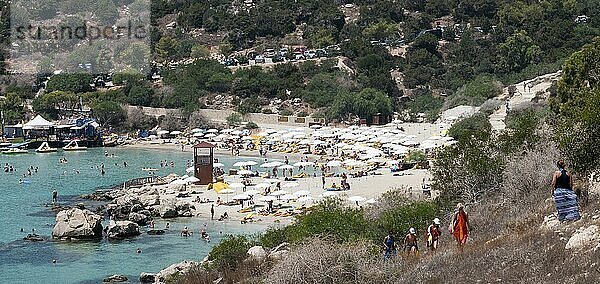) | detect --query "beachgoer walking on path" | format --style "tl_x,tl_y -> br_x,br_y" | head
383,231 -> 396,259
404,228 -> 419,256
322,176 -> 325,189
450,203 -> 469,250
52,189 -> 58,203
211,204 -> 215,220
551,160 -> 580,221
427,218 -> 442,251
